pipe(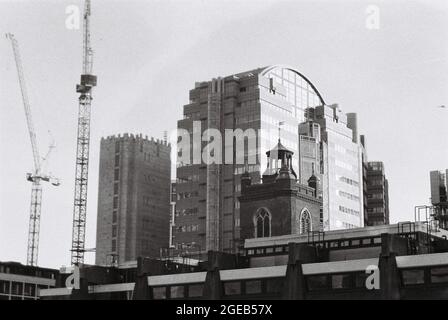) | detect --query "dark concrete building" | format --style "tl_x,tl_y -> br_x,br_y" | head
0,261 -> 59,300
95,134 -> 171,266
239,141 -> 322,242
39,222 -> 448,300
365,161 -> 390,226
